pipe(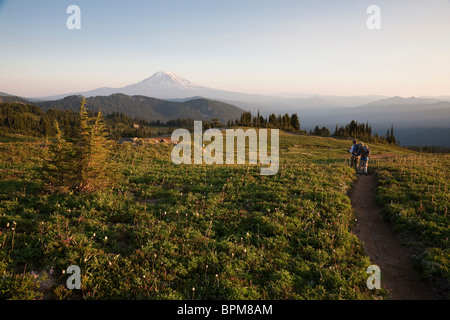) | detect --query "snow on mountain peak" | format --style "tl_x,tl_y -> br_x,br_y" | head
140,71 -> 200,89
